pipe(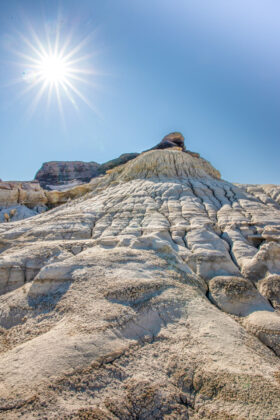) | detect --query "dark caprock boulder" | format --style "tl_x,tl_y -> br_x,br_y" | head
147,132 -> 201,158
148,132 -> 186,152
